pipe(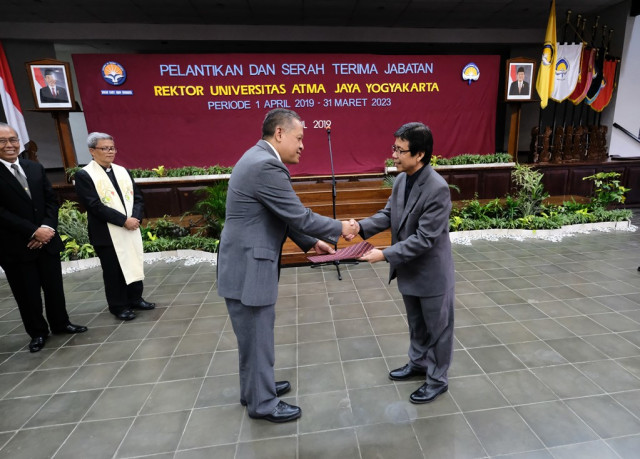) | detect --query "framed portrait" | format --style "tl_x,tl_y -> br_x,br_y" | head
505,57 -> 536,102
25,59 -> 75,110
